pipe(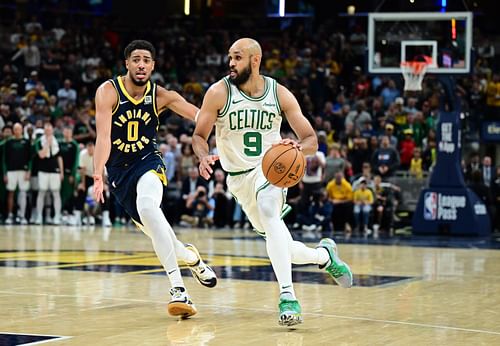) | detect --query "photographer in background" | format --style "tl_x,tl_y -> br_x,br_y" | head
180,185 -> 214,228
